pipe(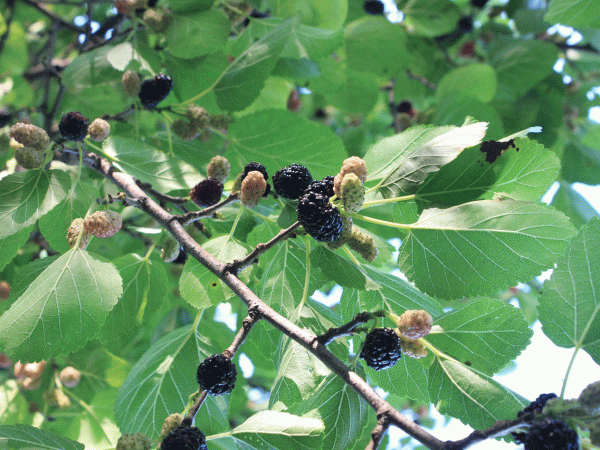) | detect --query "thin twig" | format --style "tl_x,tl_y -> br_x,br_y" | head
406,70 -> 437,90
186,311 -> 260,424
136,180 -> 189,205
317,311 -> 384,346
176,193 -> 240,226
365,415 -> 391,450
224,221 -> 301,275
22,0 -> 86,33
